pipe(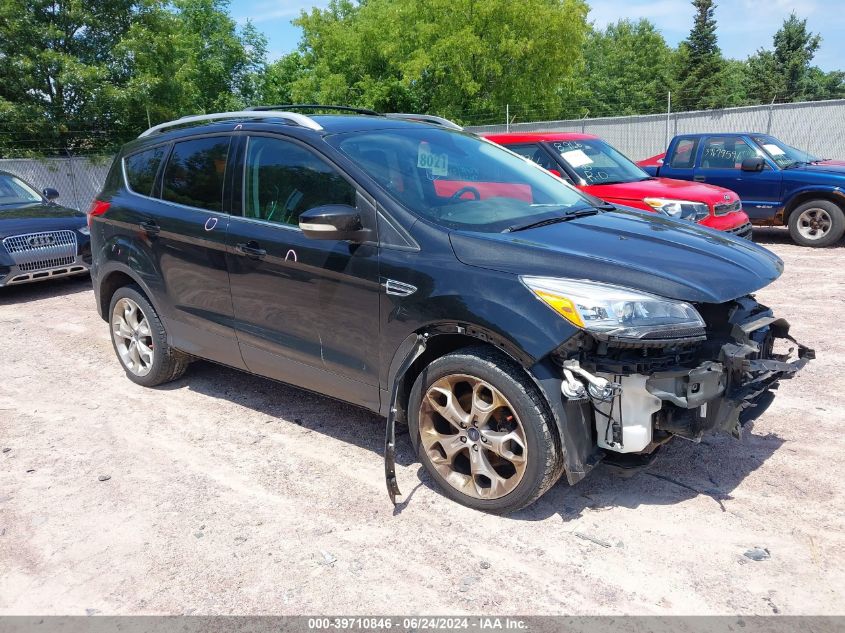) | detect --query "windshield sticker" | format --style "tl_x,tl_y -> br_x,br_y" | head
417,144 -> 449,176
561,149 -> 593,168
763,143 -> 786,156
